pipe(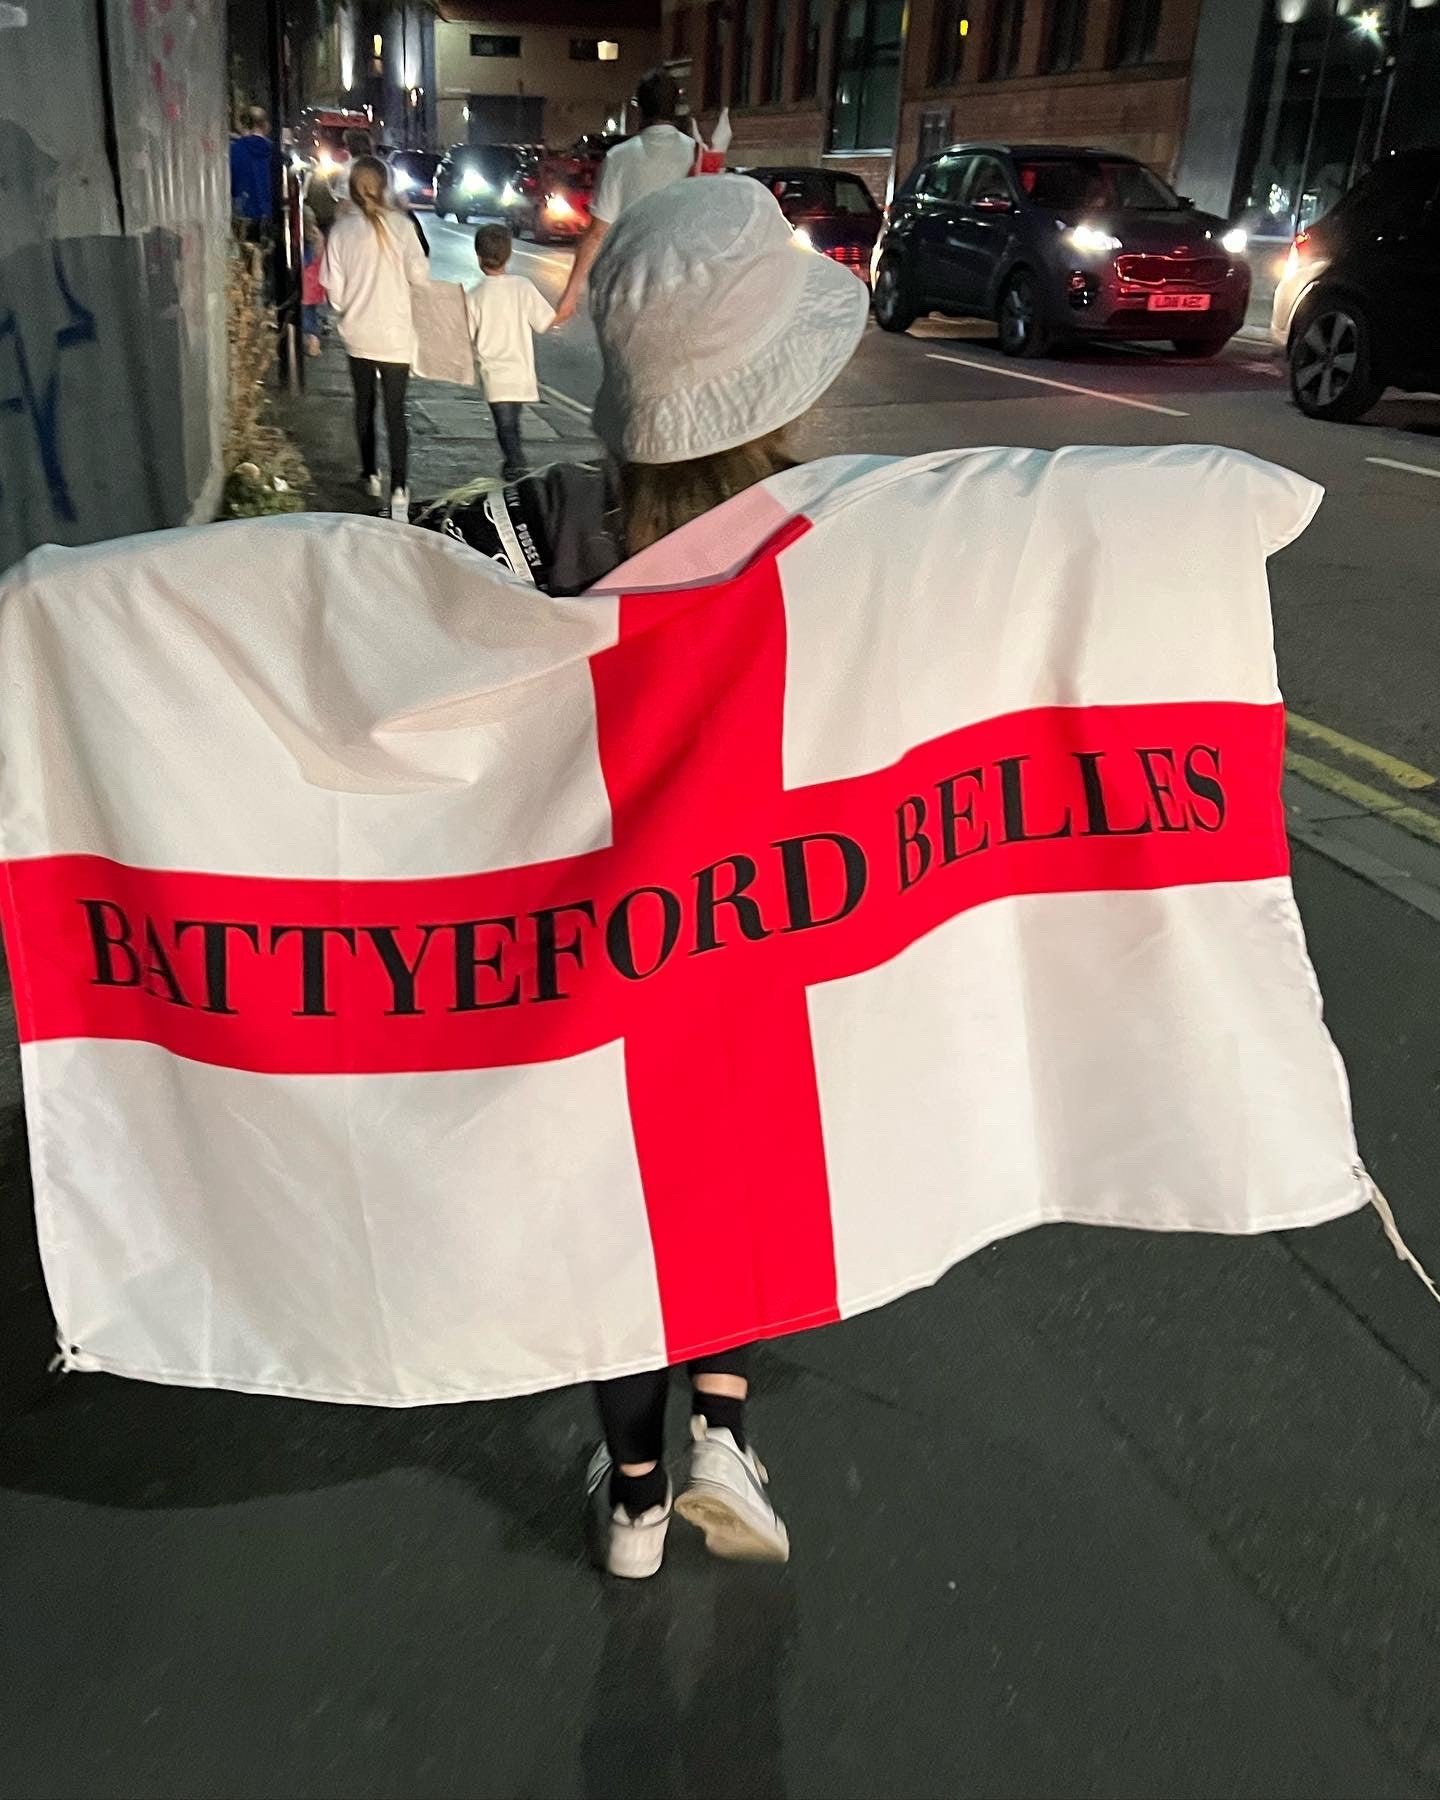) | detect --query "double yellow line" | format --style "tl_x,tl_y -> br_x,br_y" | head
1286,712 -> 1440,849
